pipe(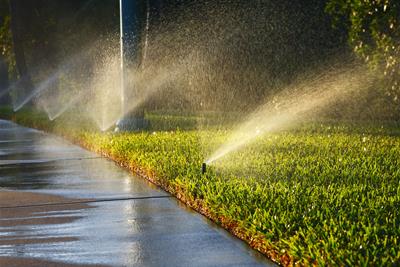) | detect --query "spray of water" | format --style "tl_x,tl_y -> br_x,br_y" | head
84,53 -> 122,131
11,1 -> 389,136
12,74 -> 58,112
206,64 -> 375,164
12,47 -> 96,113
43,91 -> 84,121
